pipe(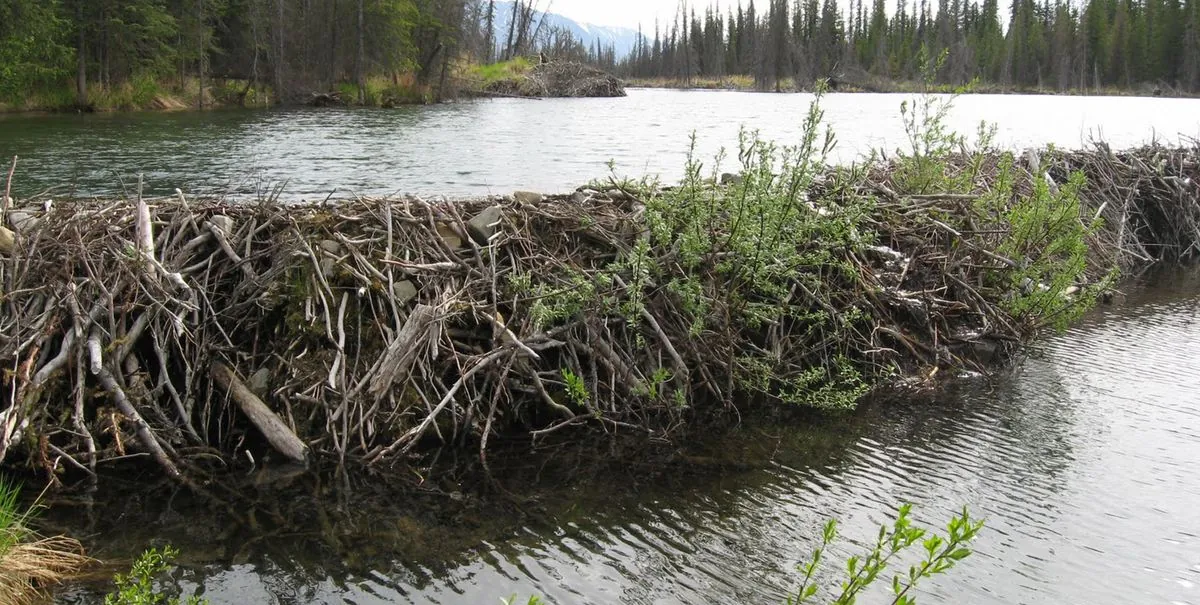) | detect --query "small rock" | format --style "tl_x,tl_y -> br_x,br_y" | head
319,257 -> 336,278
513,191 -> 544,205
8,210 -> 38,233
1063,286 -> 1080,296
969,339 -> 999,364
208,215 -> 234,234
249,368 -> 272,397
0,226 -> 14,255
720,173 -> 744,186
391,280 -> 418,304
318,240 -> 342,255
436,223 -> 463,249
467,206 -> 504,244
